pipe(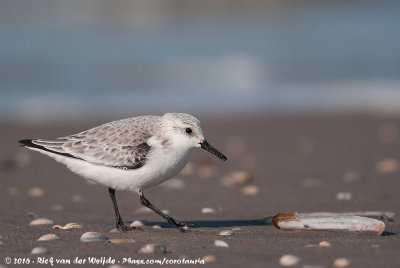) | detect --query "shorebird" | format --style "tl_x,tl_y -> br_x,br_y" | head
19,113 -> 227,231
